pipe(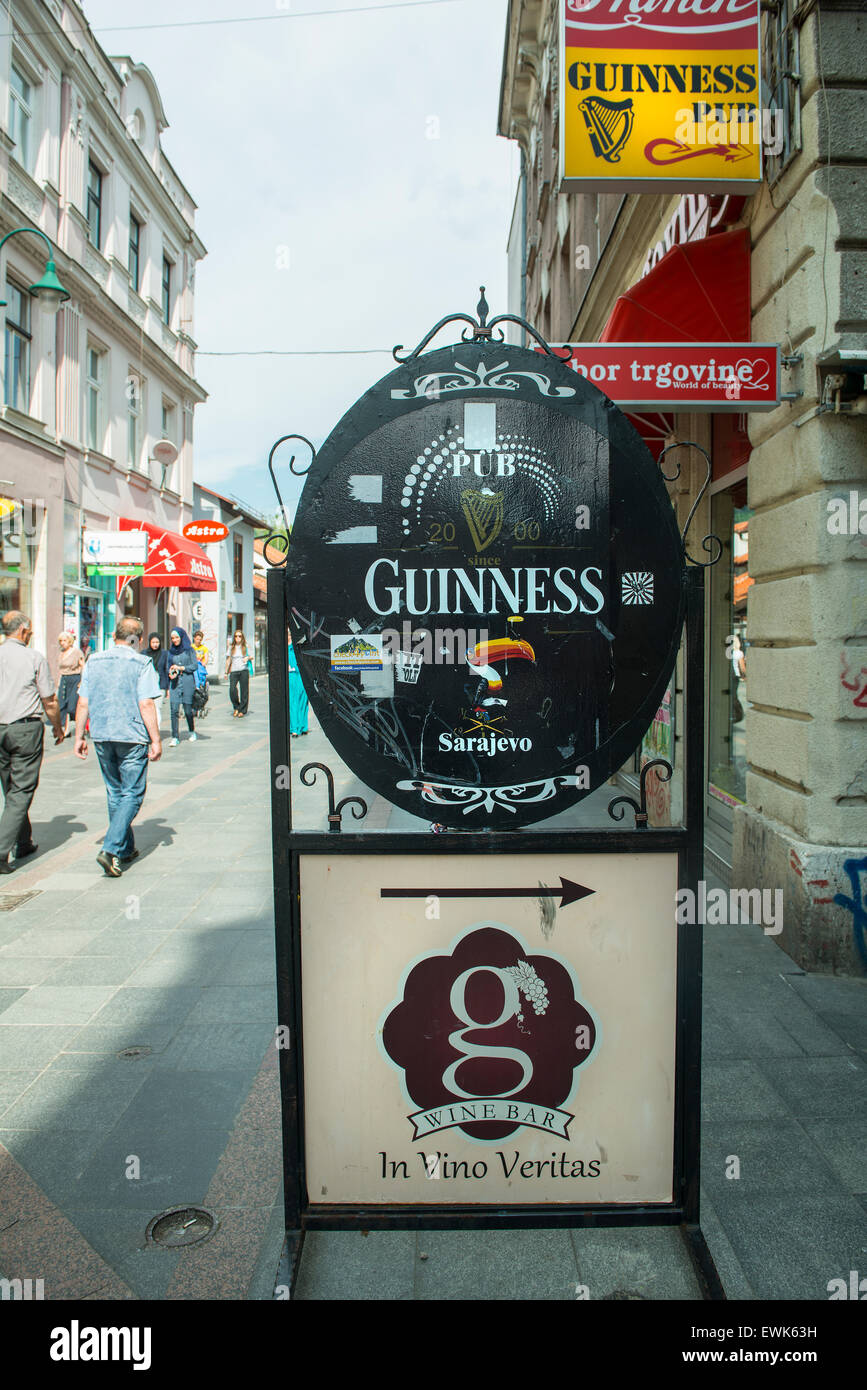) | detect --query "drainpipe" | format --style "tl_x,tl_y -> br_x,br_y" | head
520,146 -> 528,346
